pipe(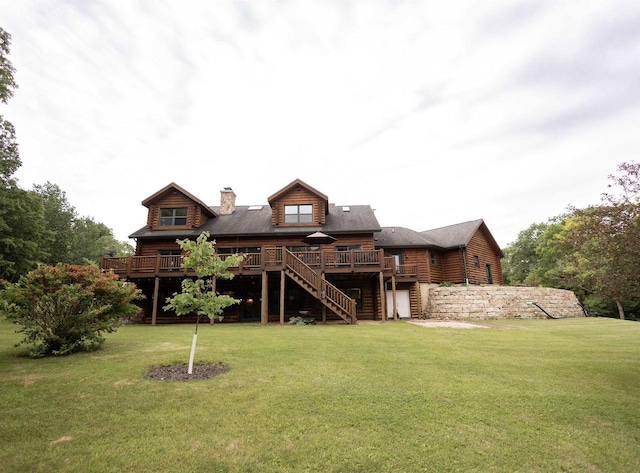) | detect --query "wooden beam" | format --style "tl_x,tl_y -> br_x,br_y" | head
280,270 -> 285,325
151,277 -> 160,326
321,273 -> 327,324
378,272 -> 386,322
391,274 -> 397,321
261,270 -> 268,325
